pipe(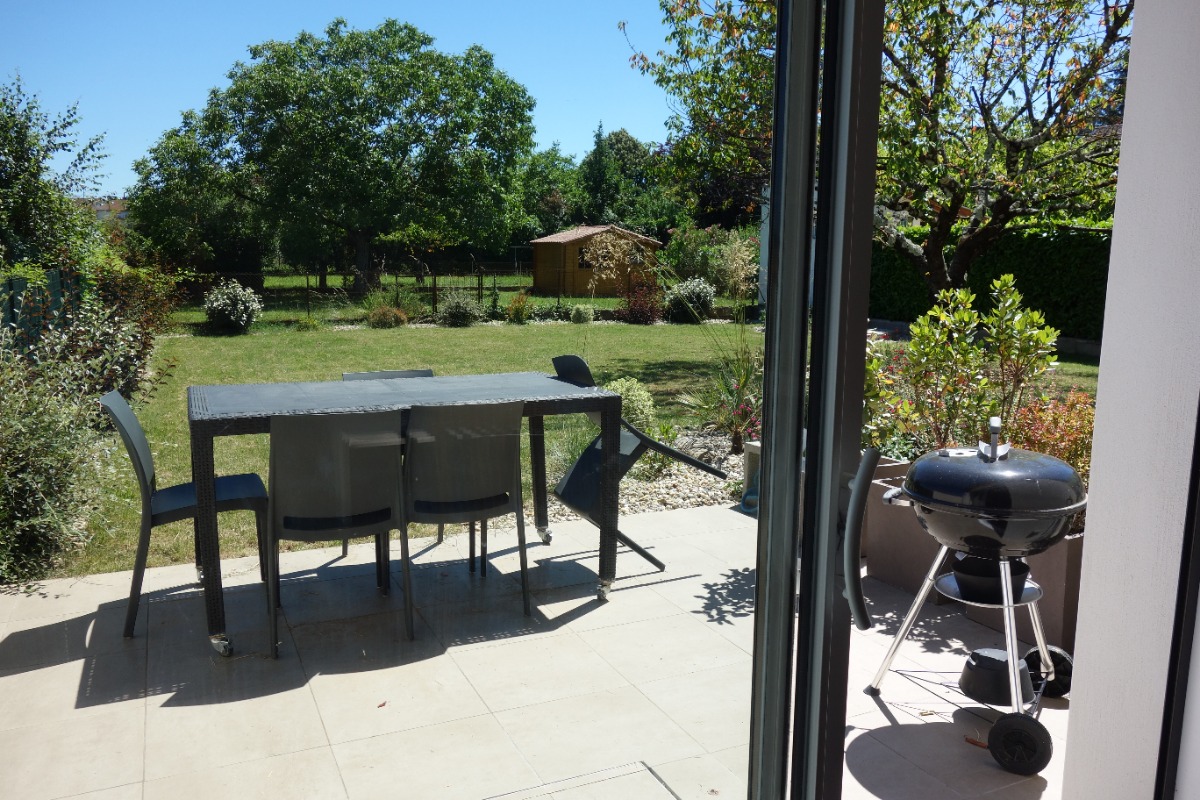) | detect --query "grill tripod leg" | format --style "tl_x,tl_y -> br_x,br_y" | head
999,558 -> 1026,713
867,545 -> 951,695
